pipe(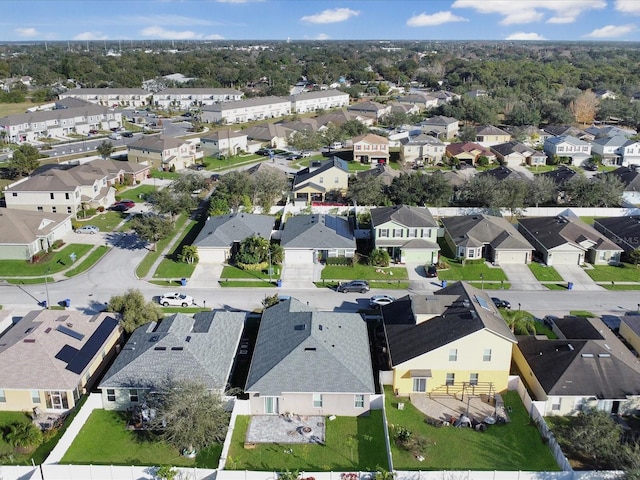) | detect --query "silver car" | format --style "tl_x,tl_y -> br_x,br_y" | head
75,225 -> 100,234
